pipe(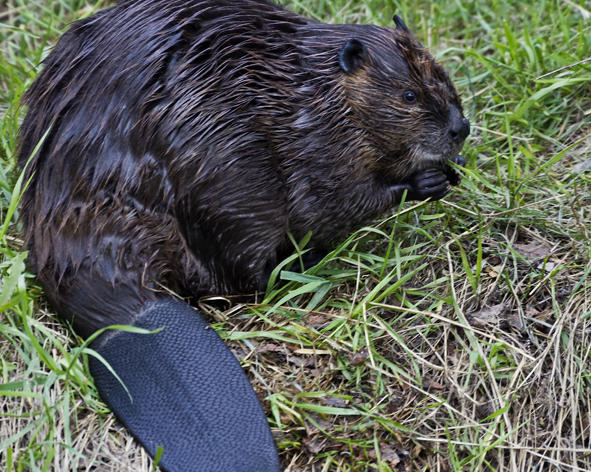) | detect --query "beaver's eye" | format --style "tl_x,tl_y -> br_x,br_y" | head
403,91 -> 417,104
